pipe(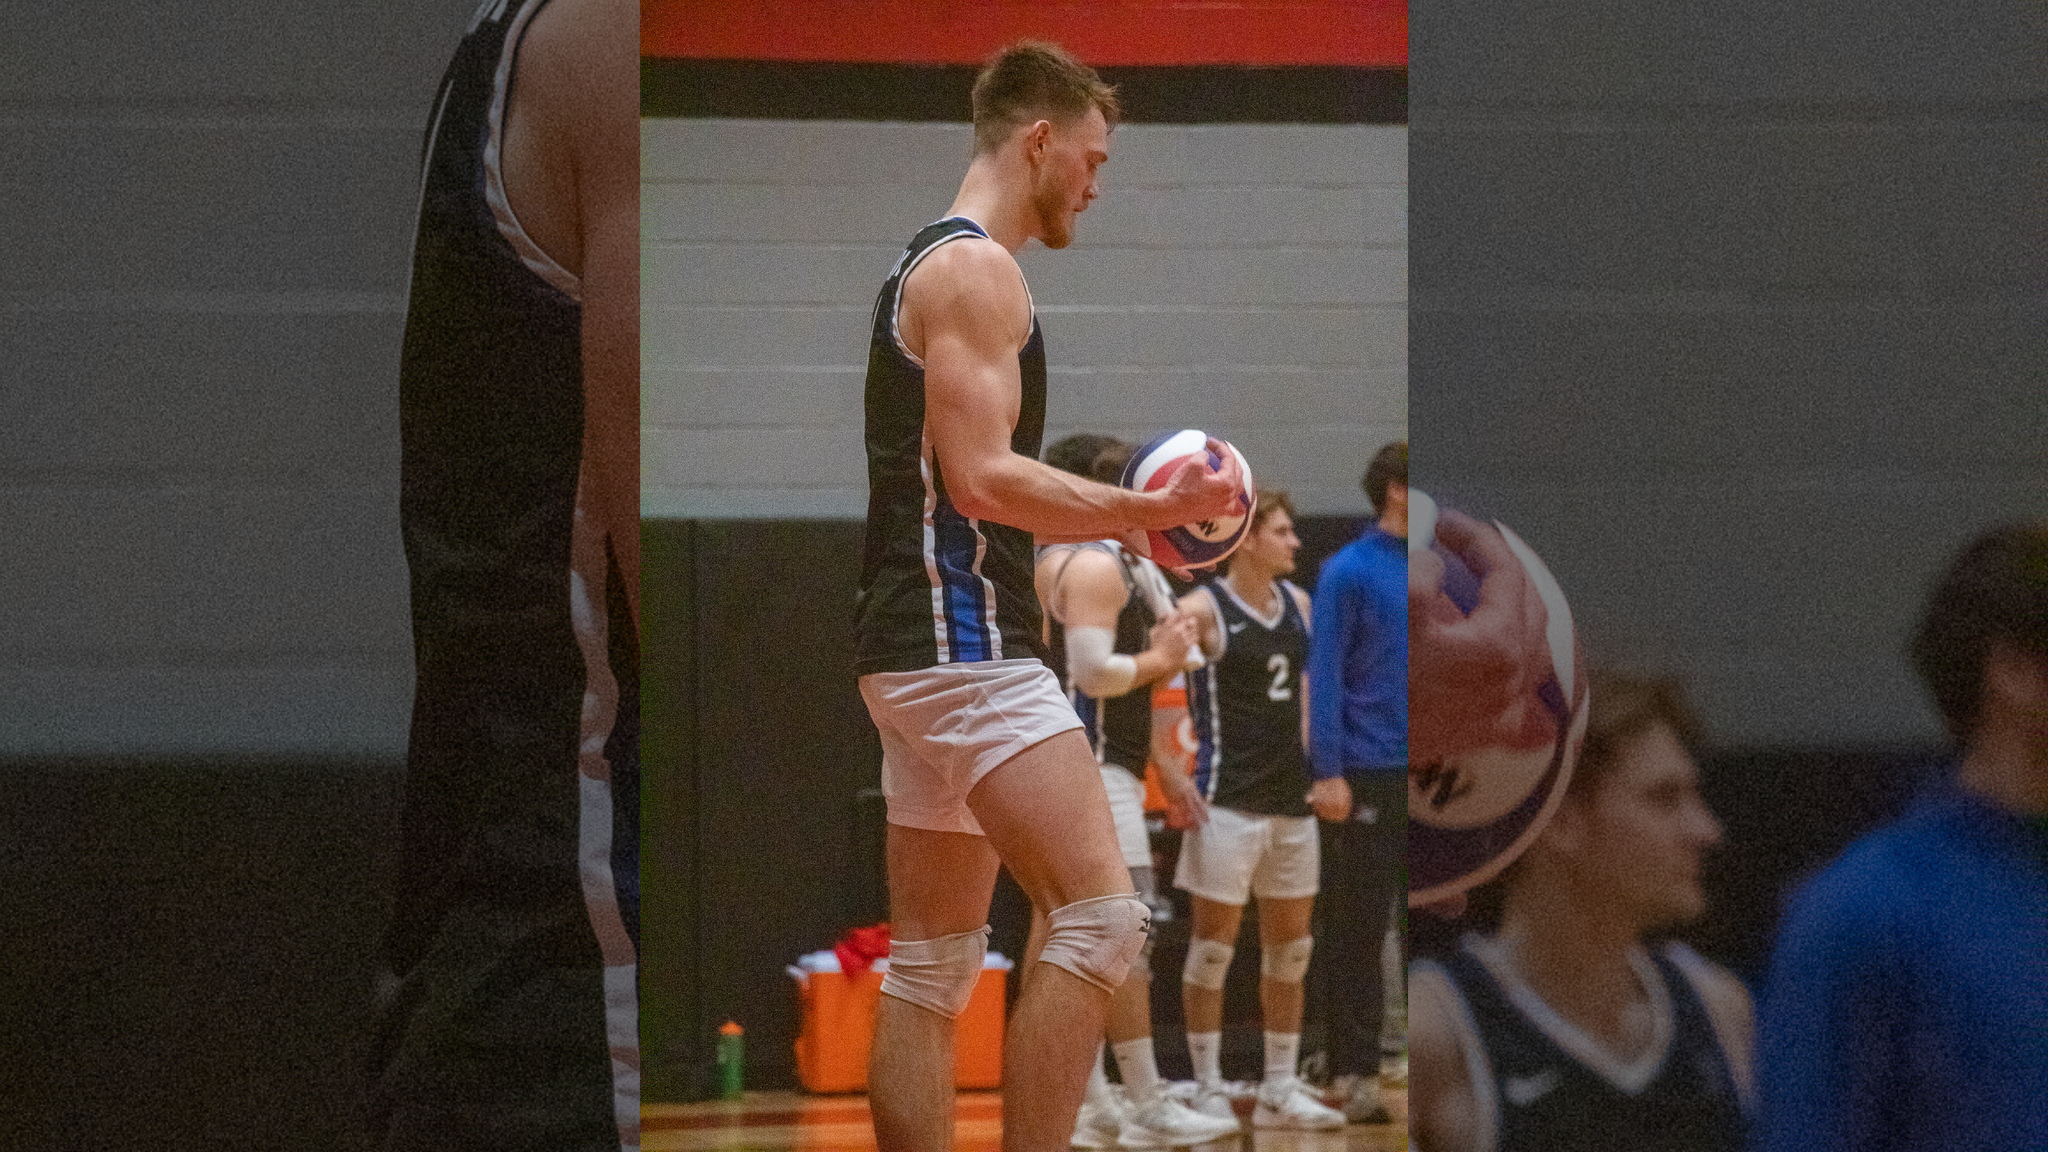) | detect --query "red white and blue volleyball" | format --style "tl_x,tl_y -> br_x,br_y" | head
1408,490 -> 1590,907
1119,429 -> 1255,570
